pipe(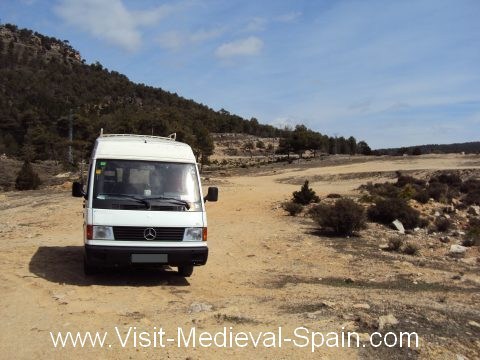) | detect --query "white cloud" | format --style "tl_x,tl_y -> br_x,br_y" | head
269,116 -> 300,130
190,28 -> 224,43
275,11 -> 302,23
215,36 -> 263,58
242,13 -> 300,33
157,31 -> 185,51
244,17 -> 267,32
157,28 -> 224,51
54,0 -> 176,52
